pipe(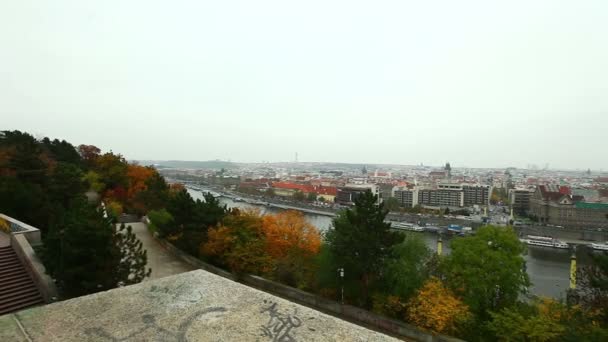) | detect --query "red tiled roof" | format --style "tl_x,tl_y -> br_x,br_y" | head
539,185 -> 584,202
317,186 -> 337,196
271,182 -> 337,196
595,177 -> 608,183
539,185 -> 565,201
